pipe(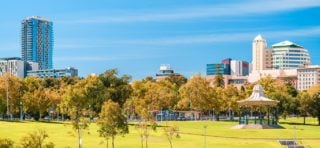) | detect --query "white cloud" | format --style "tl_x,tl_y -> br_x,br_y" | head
57,0 -> 320,24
